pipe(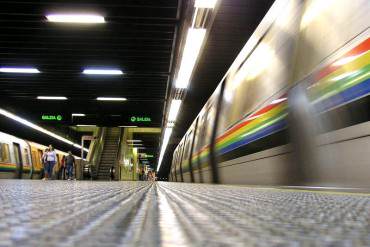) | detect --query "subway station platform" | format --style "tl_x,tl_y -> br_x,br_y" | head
0,180 -> 369,247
